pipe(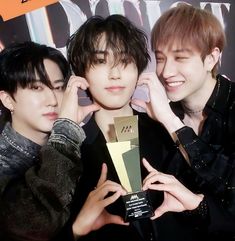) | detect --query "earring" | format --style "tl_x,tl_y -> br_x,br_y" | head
10,109 -> 14,114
